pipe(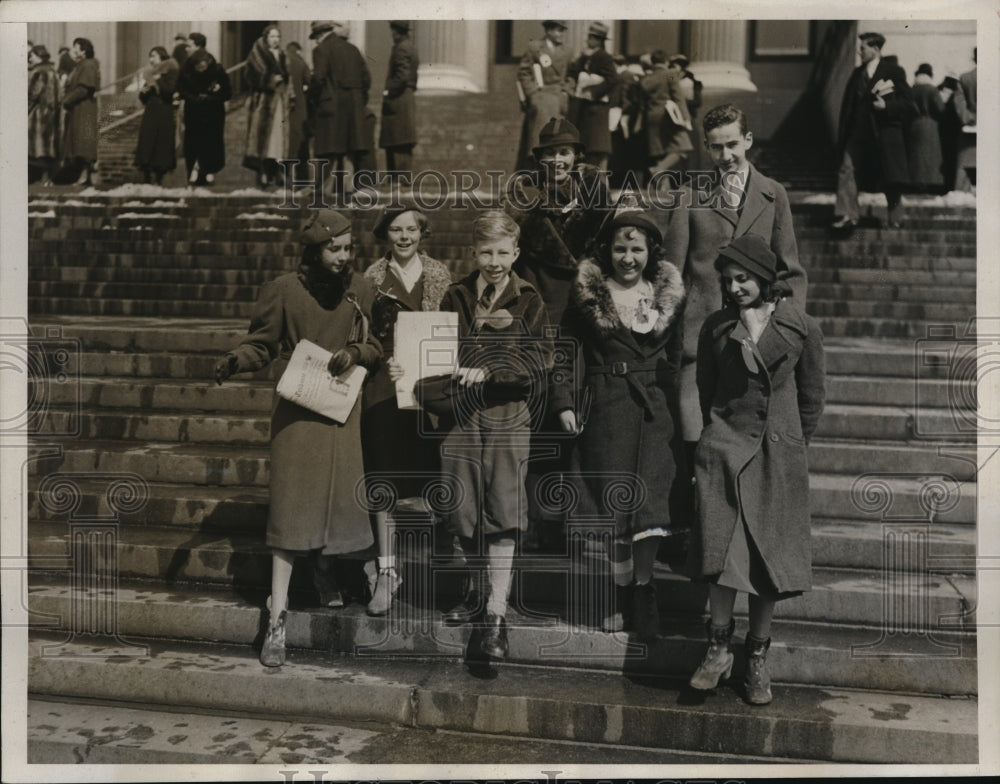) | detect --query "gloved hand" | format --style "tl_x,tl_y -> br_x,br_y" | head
214,354 -> 238,385
328,346 -> 360,377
